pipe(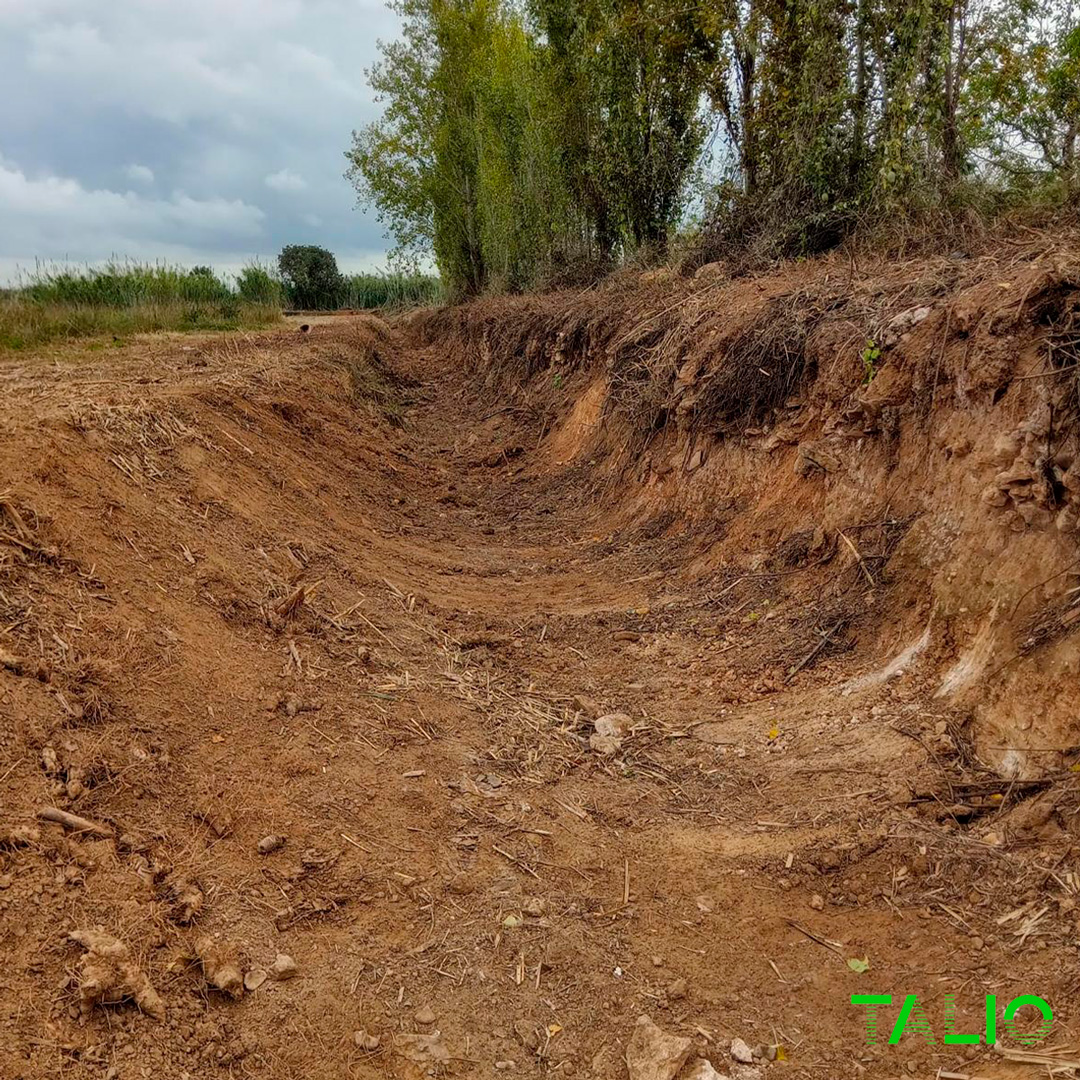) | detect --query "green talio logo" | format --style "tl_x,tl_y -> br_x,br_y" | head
851,993 -> 1053,1047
